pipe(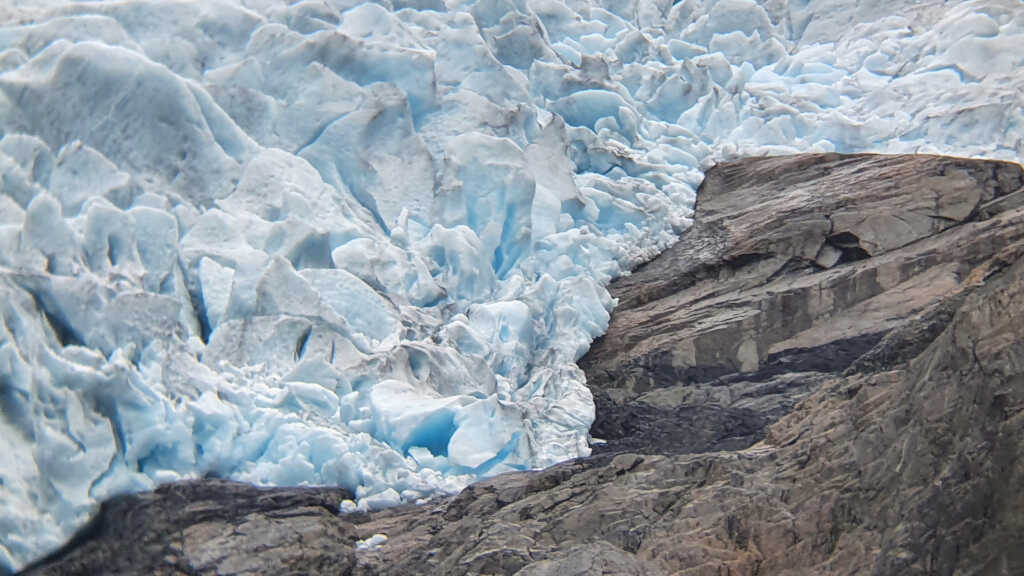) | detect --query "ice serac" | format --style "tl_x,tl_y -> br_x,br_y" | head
1,0 -> 1023,571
